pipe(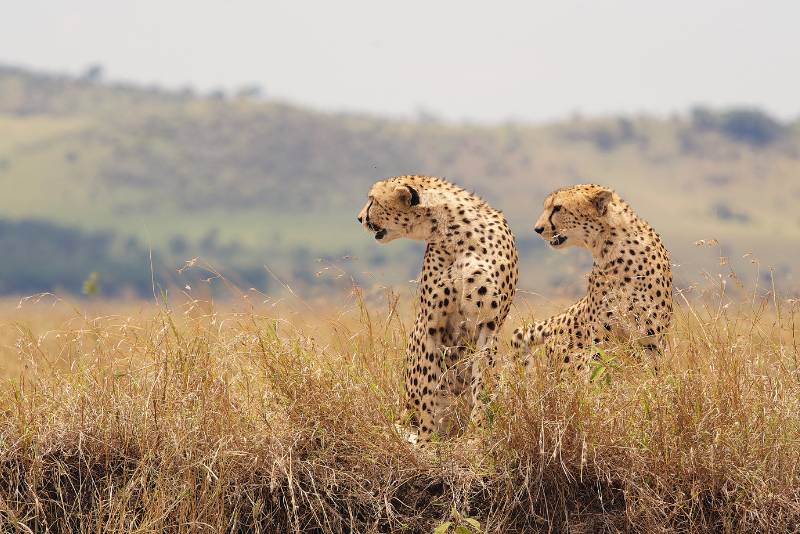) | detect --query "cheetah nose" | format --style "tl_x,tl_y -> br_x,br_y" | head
534,226 -> 545,234
357,216 -> 363,223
